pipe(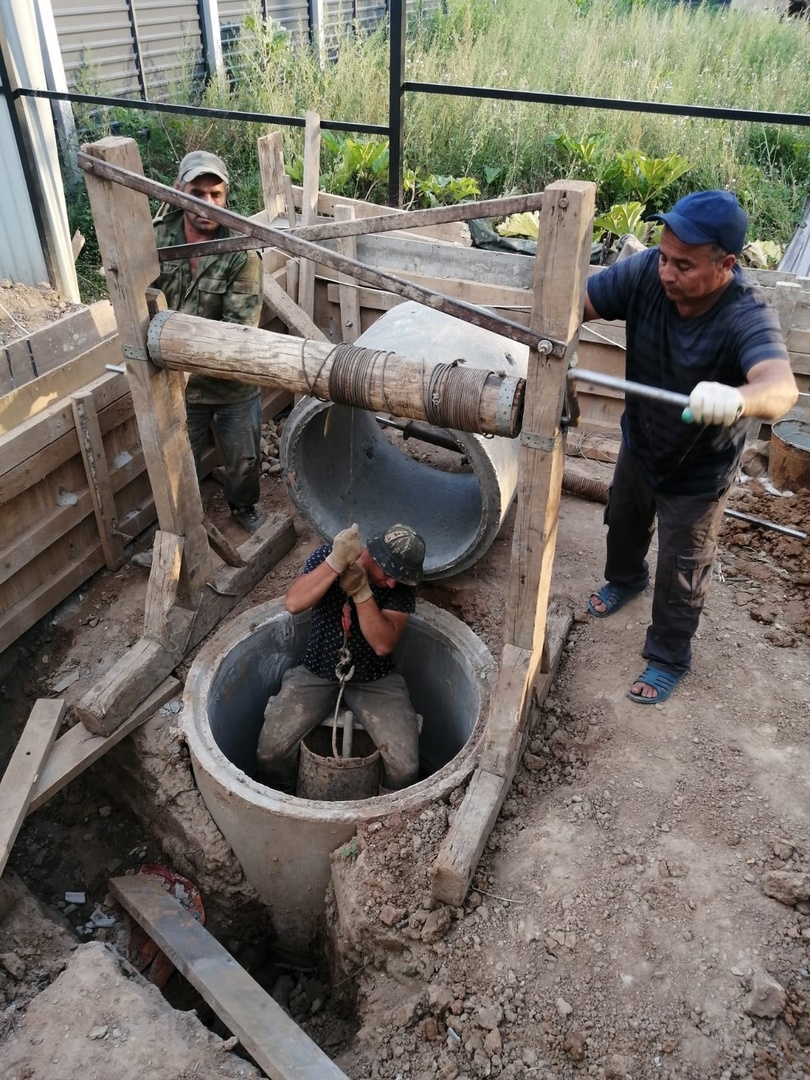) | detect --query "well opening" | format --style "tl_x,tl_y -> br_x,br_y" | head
183,599 -> 496,952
